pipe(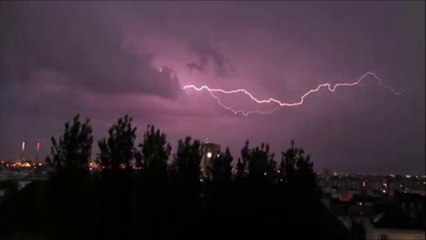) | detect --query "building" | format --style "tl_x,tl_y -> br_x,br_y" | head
201,142 -> 221,178
325,190 -> 425,240
366,210 -> 425,240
